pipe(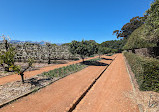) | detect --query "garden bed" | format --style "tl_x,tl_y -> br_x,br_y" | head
0,60 -> 73,78
0,62 -> 89,107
